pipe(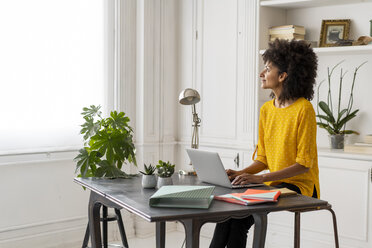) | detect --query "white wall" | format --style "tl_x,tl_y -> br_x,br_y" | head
0,154 -> 89,247
0,153 -> 136,248
176,0 -> 260,173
